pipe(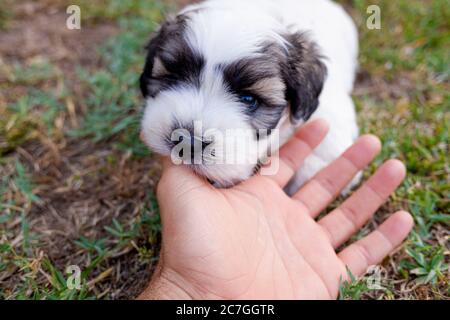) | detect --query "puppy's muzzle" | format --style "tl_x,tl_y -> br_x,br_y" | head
173,128 -> 213,163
